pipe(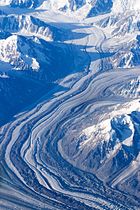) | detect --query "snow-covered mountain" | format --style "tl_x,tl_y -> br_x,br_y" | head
1,0 -> 140,16
0,1 -> 140,210
112,0 -> 140,13
0,14 -> 66,41
0,34 -> 41,71
62,99 -> 140,198
0,0 -> 44,8
100,34 -> 140,69
91,8 -> 140,70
